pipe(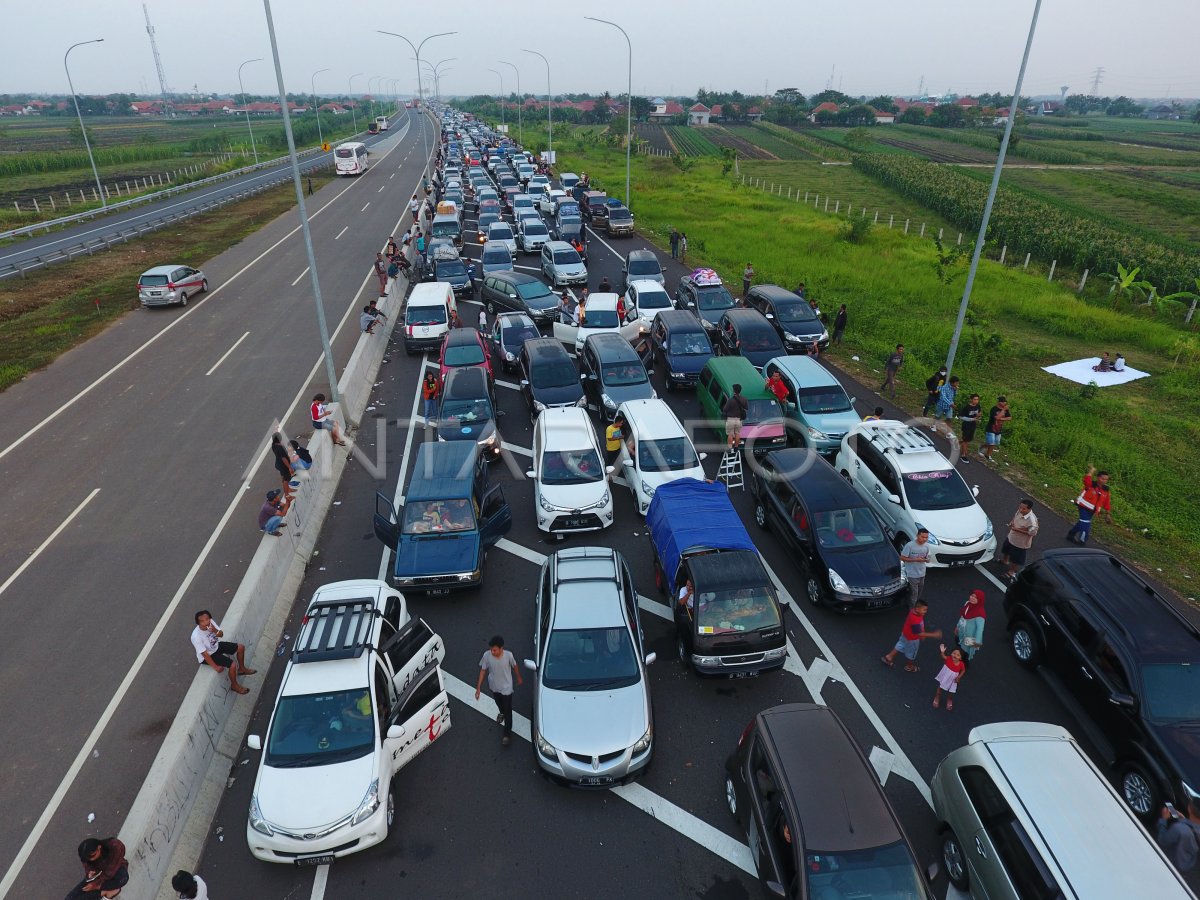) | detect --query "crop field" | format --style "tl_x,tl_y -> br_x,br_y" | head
703,126 -> 775,159
635,123 -> 675,154
665,125 -> 720,157
875,132 -> 999,163
720,126 -> 812,160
